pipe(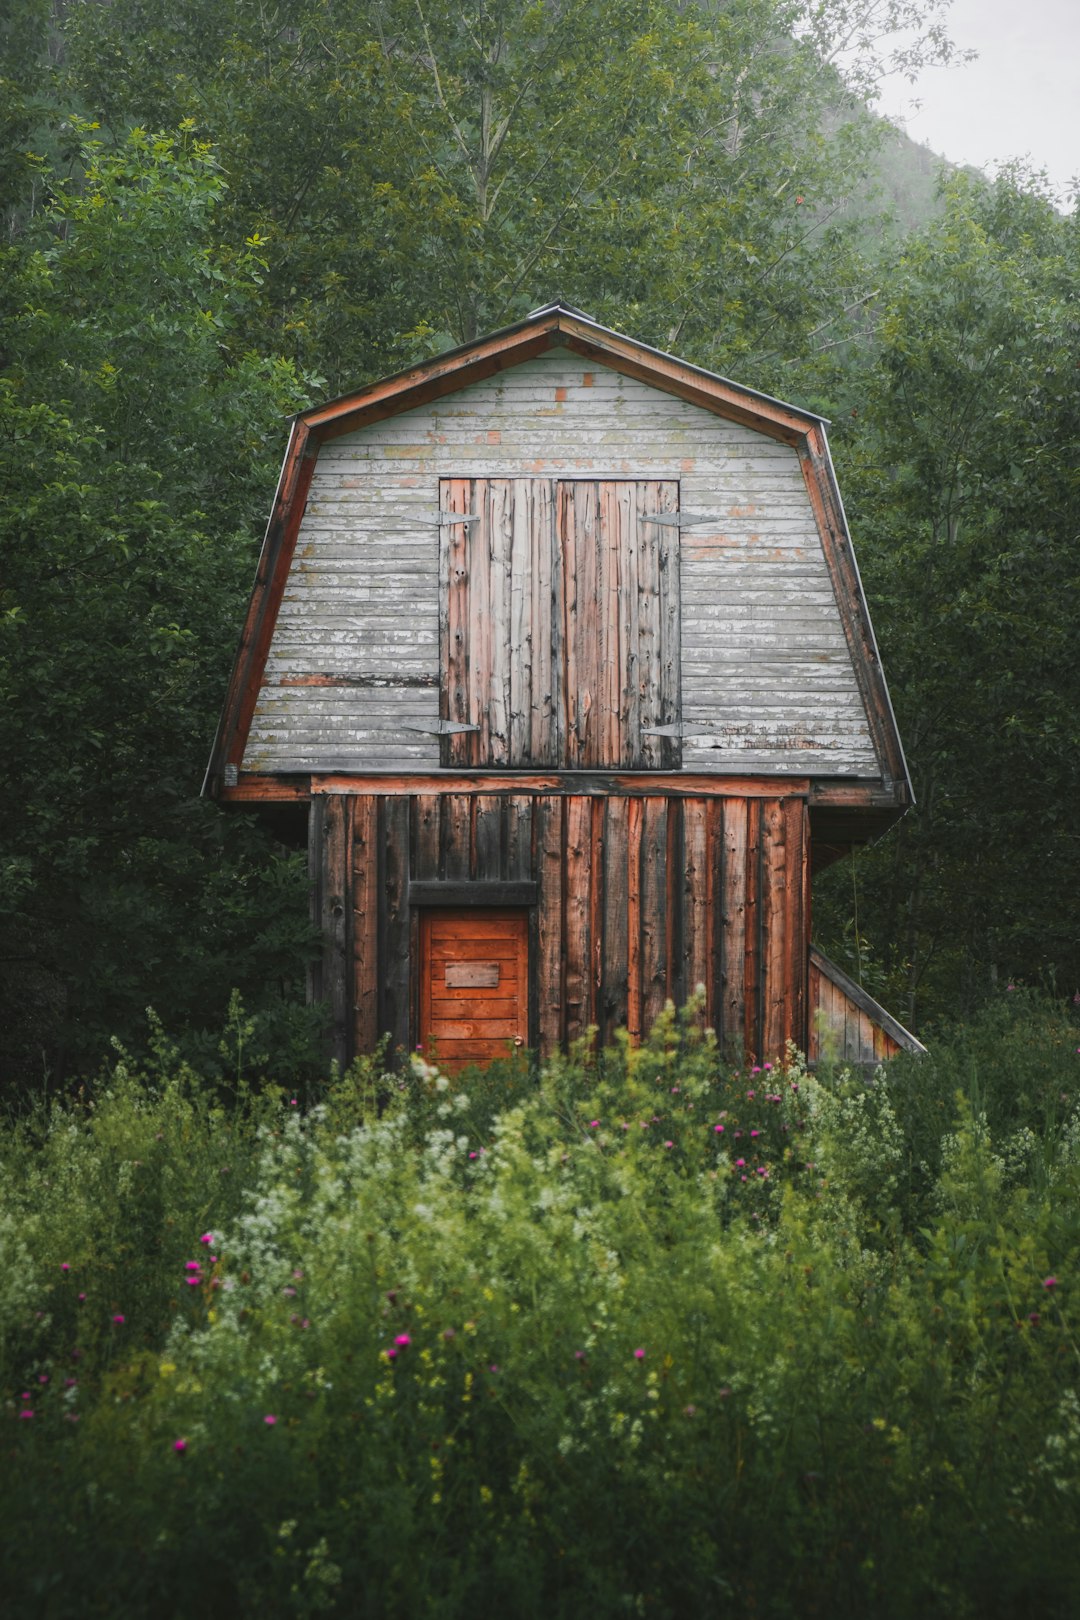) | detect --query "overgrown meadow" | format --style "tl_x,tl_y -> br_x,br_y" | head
3,993 -> 1080,1618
